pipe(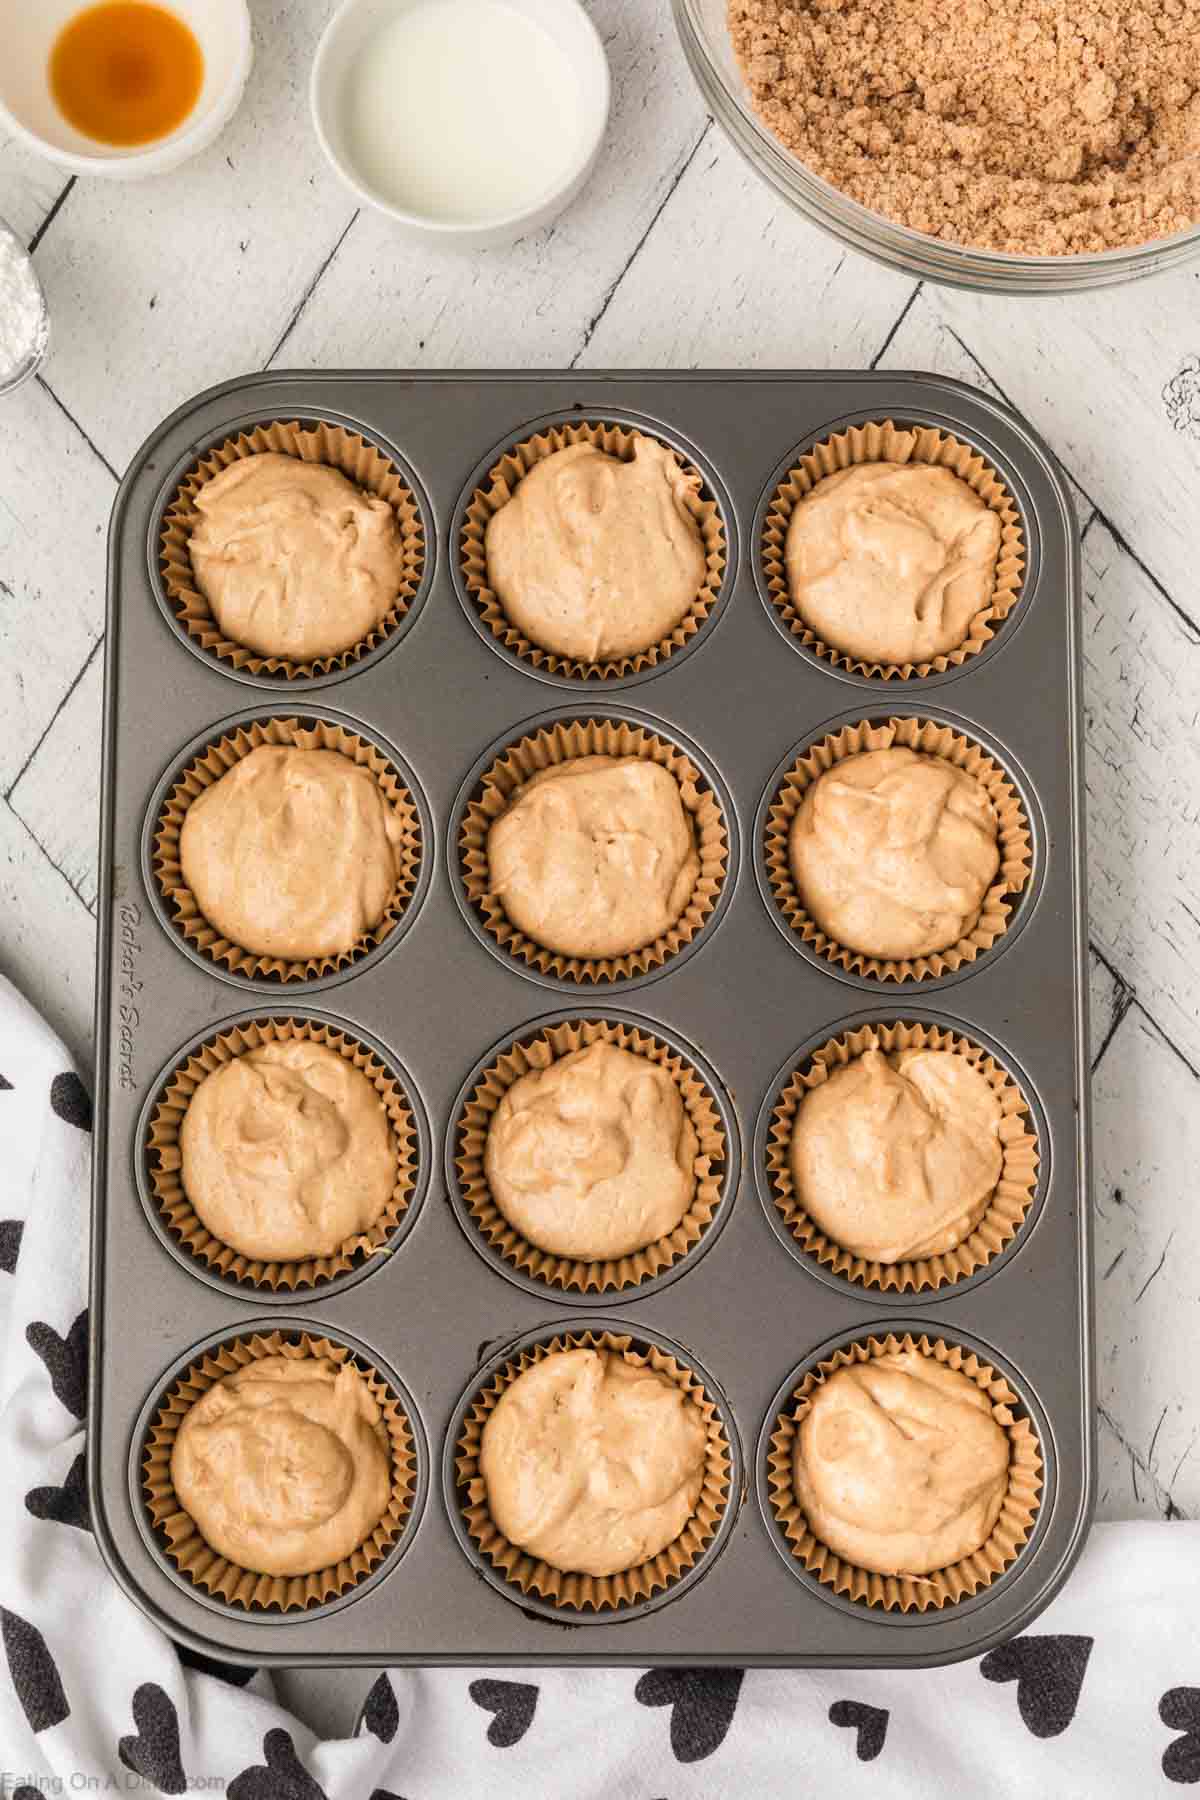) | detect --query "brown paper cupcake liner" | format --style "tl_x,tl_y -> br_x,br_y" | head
146,1017 -> 419,1291
763,715 -> 1031,982
455,1329 -> 733,1612
766,1332 -> 1042,1612
455,1018 -> 727,1294
460,421 -> 727,681
159,419 -> 425,681
762,420 -> 1026,680
142,1329 -> 415,1613
459,718 -> 729,984
766,1021 -> 1039,1293
152,716 -> 422,983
